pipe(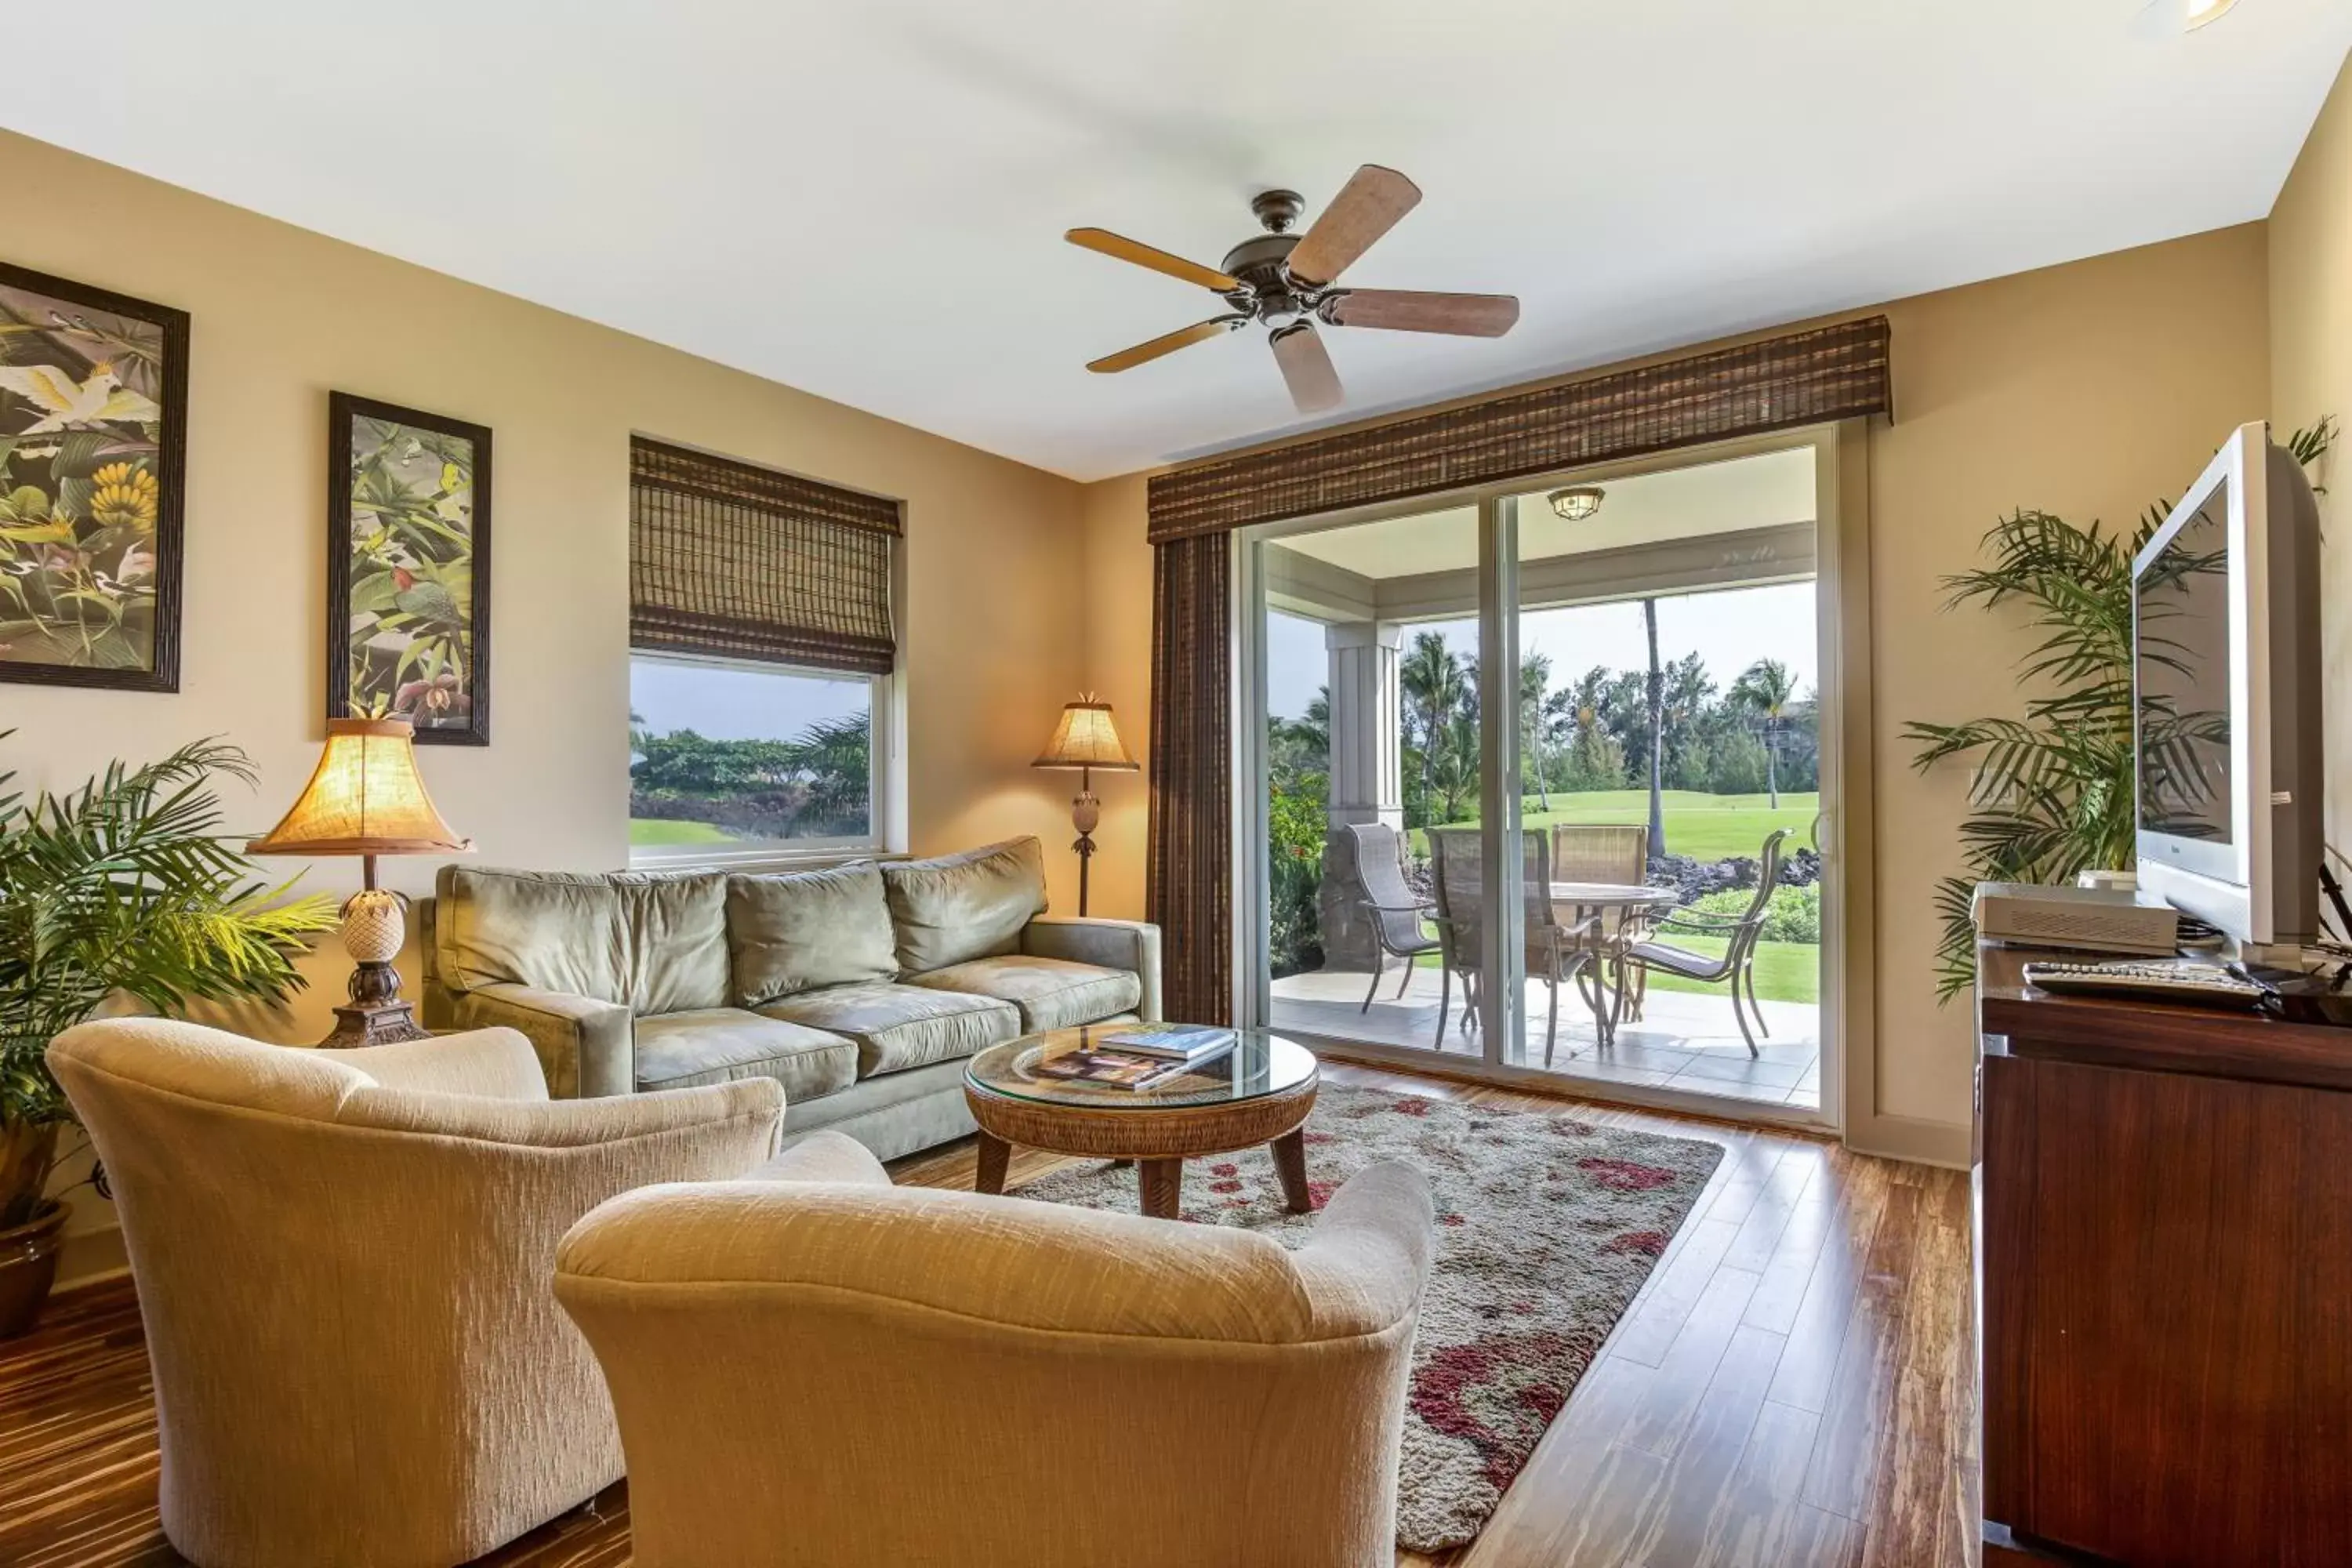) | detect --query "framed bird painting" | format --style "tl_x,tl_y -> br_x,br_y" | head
326,392 -> 492,745
0,261 -> 189,691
